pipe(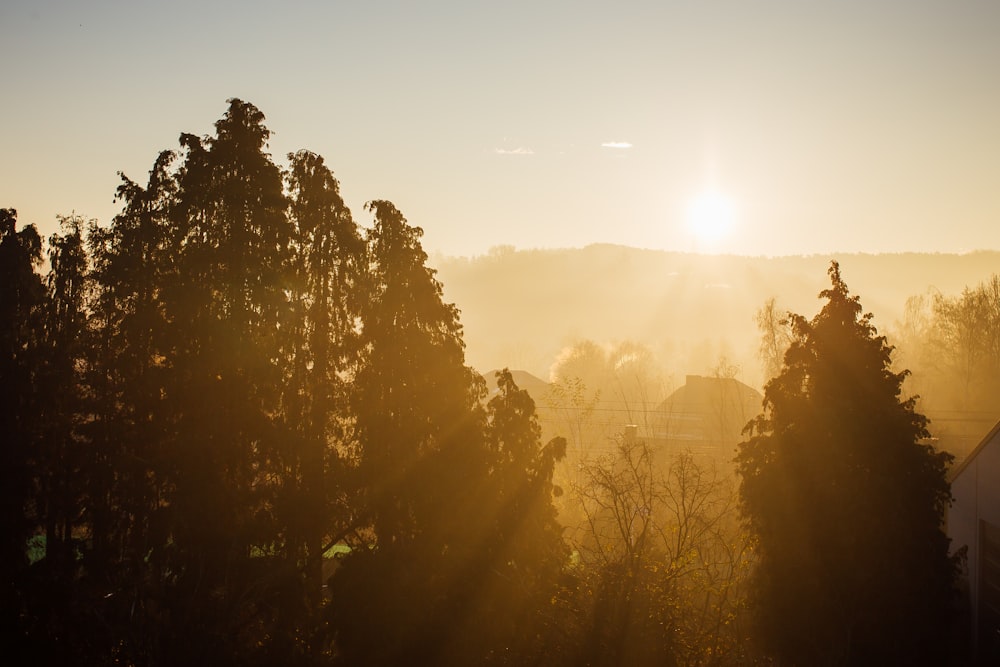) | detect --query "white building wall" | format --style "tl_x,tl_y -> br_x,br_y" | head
948,424 -> 1000,658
